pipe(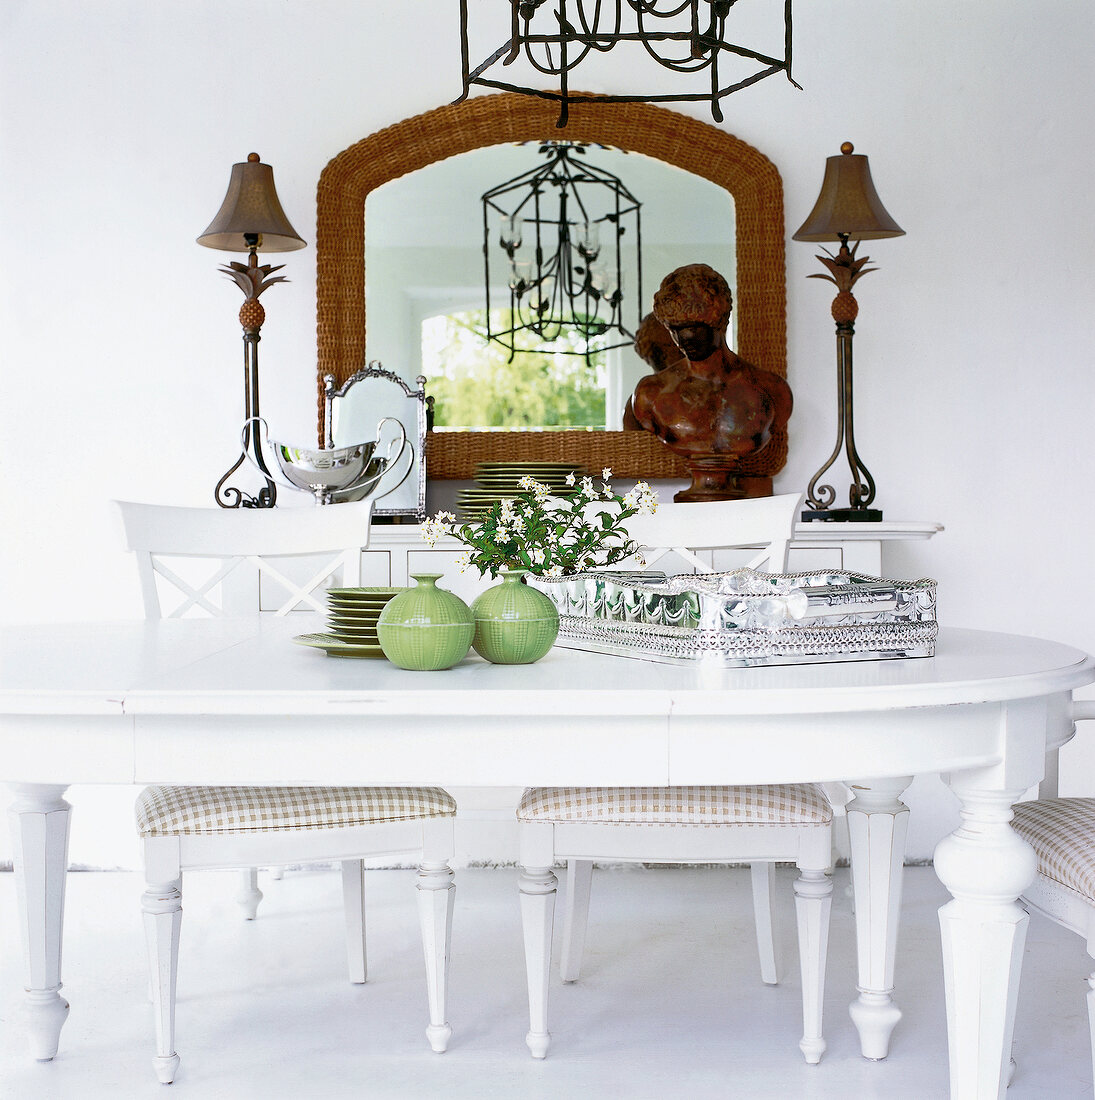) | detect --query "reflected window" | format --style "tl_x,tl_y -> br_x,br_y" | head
423,309 -> 608,431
